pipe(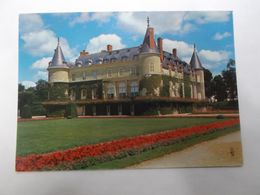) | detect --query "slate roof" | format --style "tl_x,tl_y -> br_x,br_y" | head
49,38 -> 68,68
190,45 -> 203,70
75,46 -> 141,66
